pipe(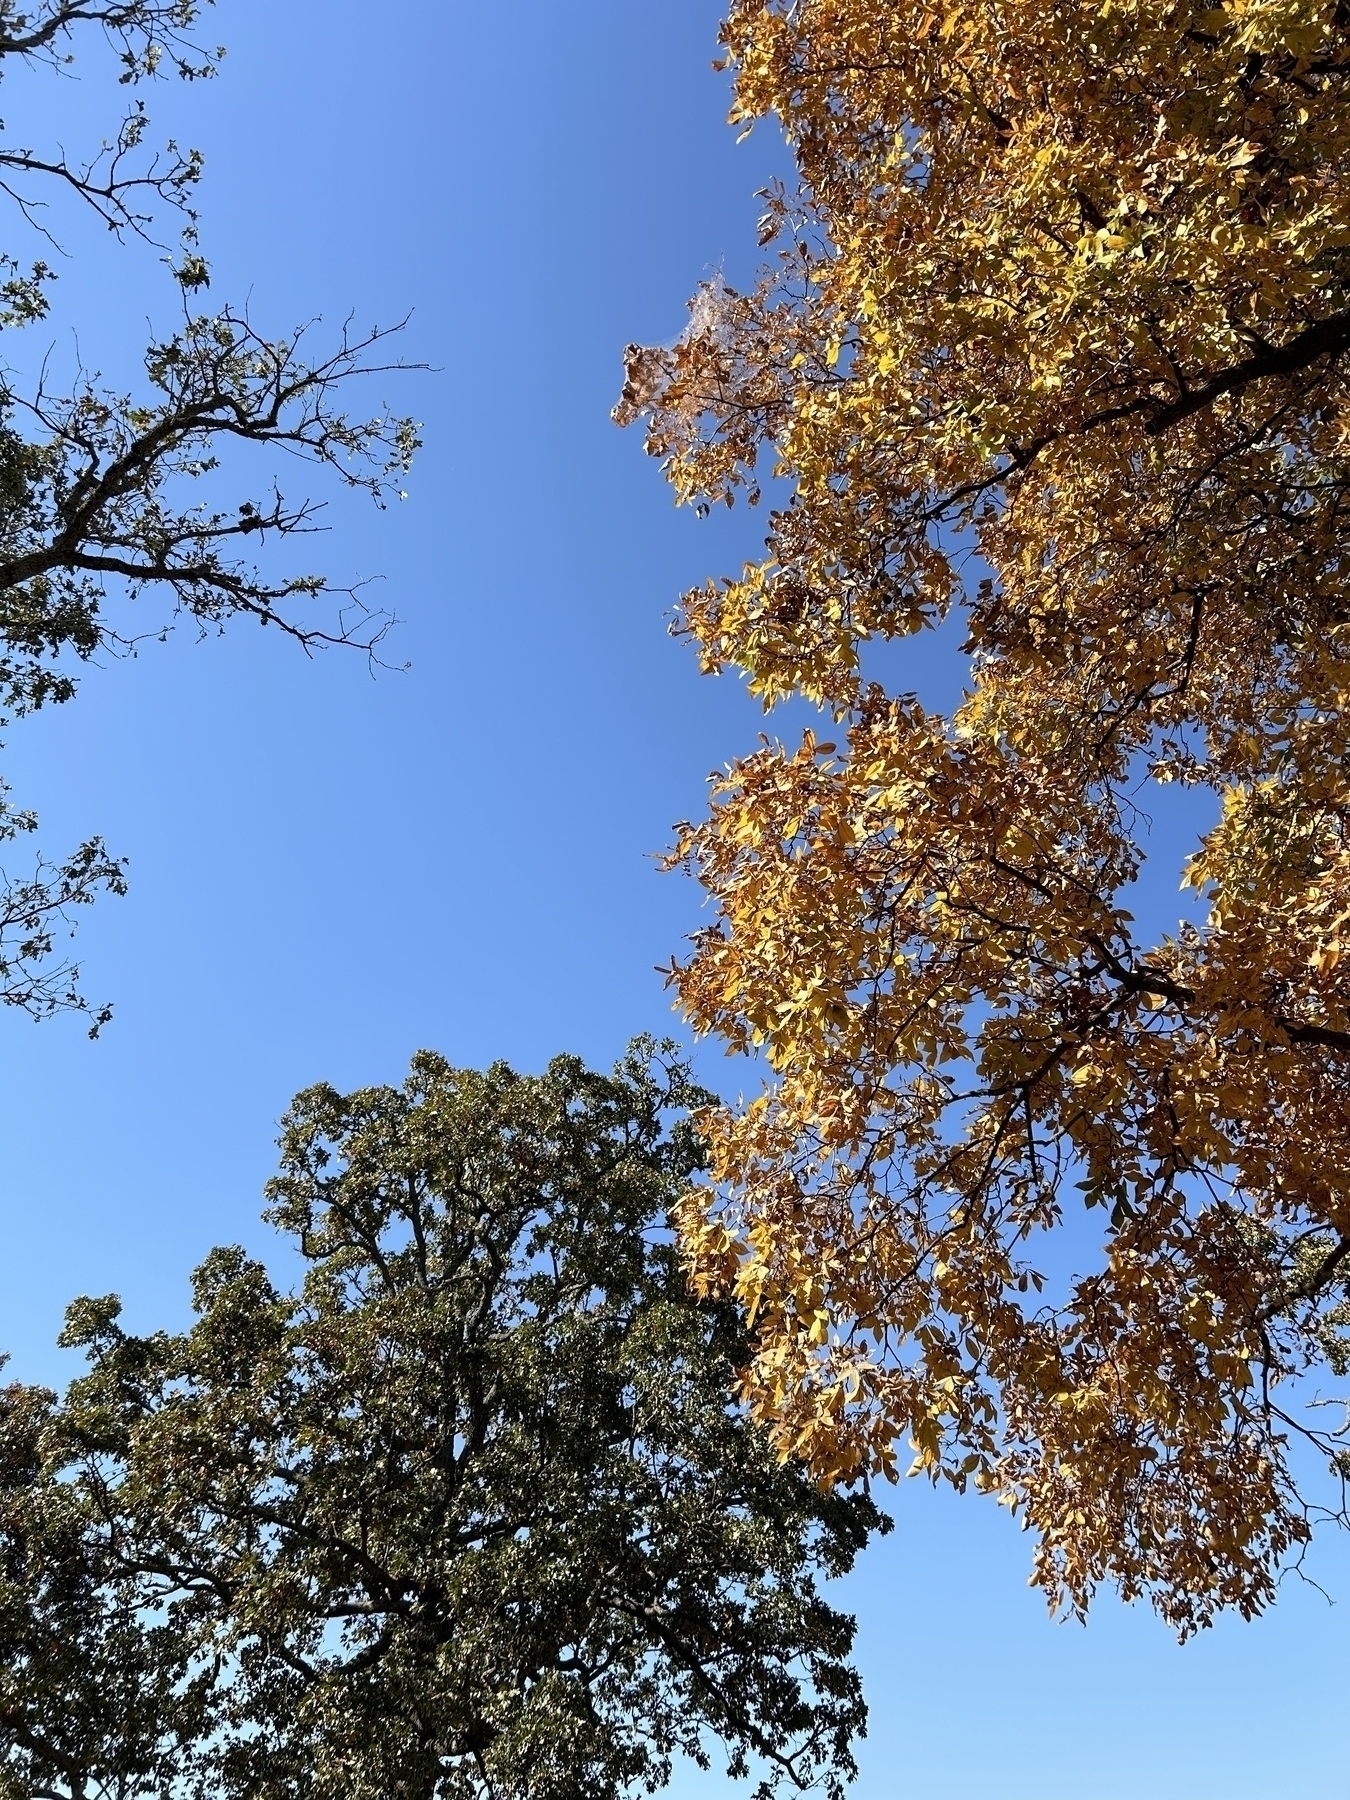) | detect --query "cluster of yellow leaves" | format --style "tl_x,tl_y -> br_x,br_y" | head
619,0 -> 1350,1630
